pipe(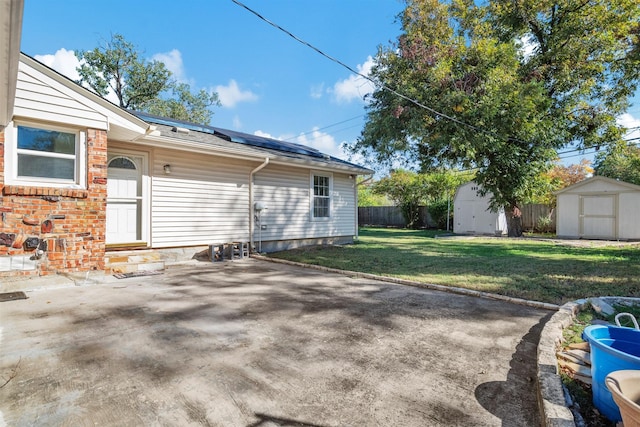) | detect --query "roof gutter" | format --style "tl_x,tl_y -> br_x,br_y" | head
249,157 -> 269,253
